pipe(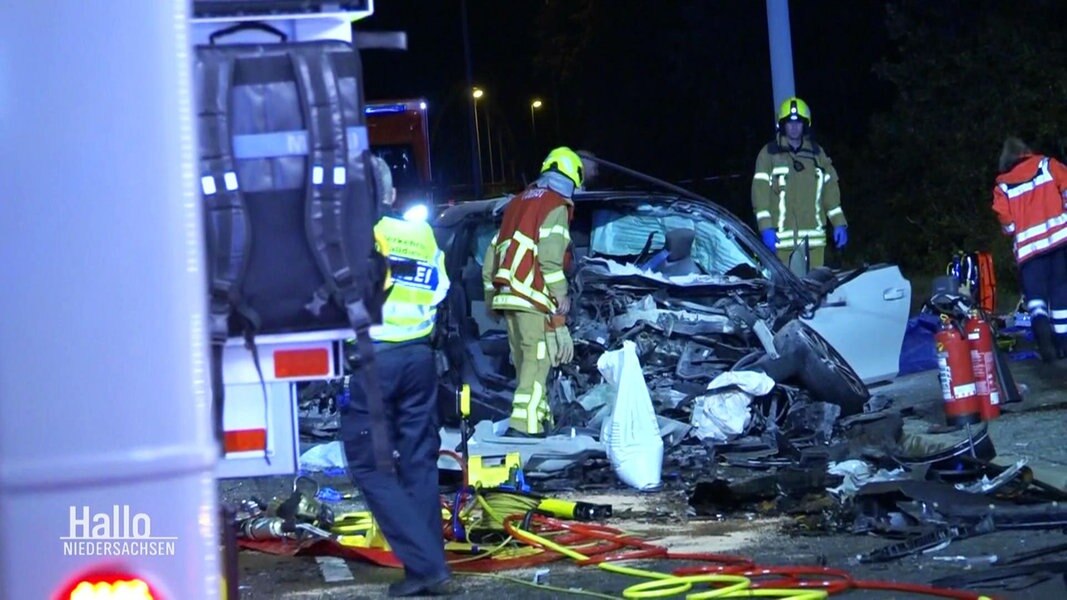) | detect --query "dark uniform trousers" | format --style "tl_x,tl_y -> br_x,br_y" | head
340,338 -> 448,582
1020,246 -> 1067,352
